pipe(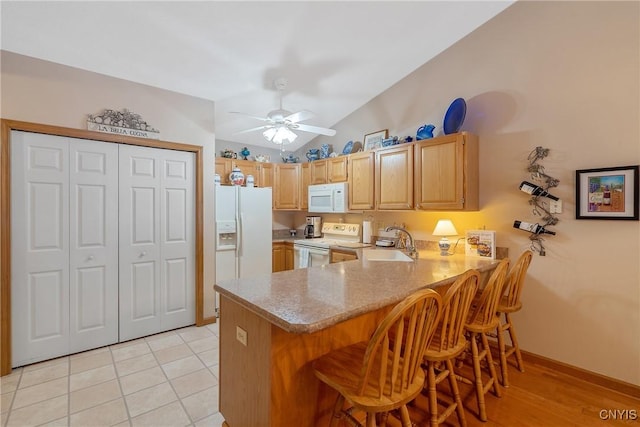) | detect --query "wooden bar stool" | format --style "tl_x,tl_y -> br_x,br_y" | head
496,250 -> 533,387
312,289 -> 443,427
459,258 -> 510,422
422,269 -> 479,427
